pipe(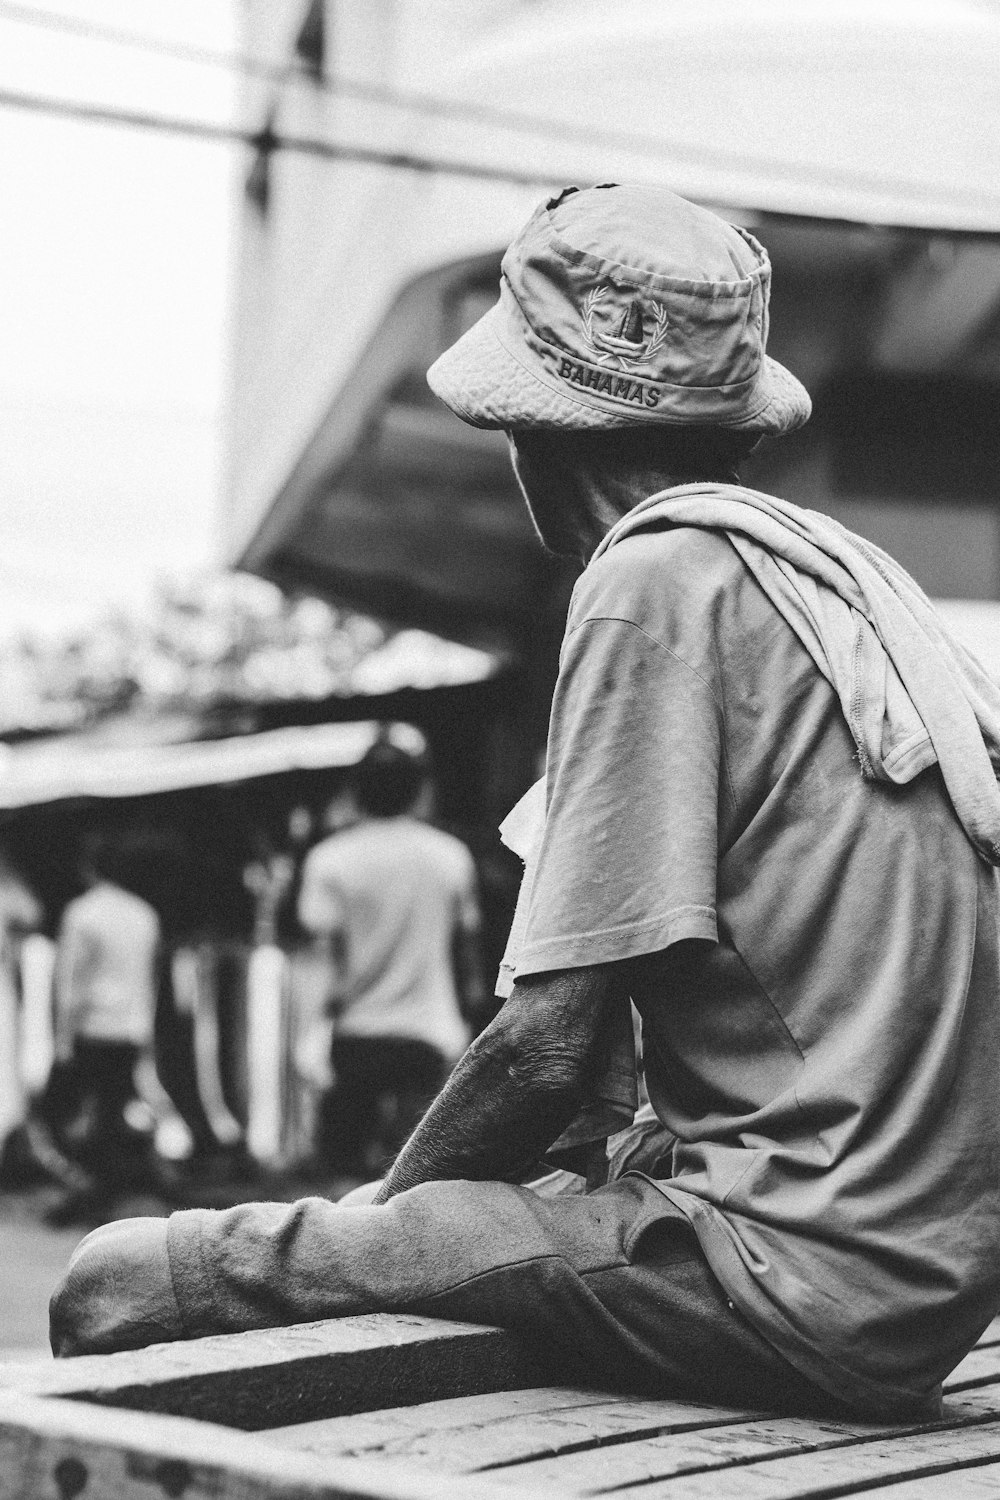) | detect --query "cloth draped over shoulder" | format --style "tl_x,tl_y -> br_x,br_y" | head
599,483 -> 1000,866
496,481 -> 1000,1157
